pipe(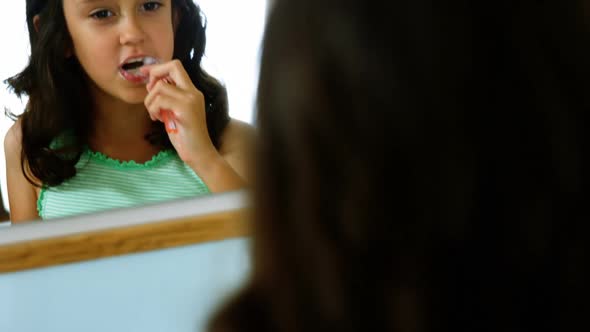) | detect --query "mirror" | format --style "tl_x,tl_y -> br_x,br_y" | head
0,0 -> 267,224
0,190 -> 250,332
